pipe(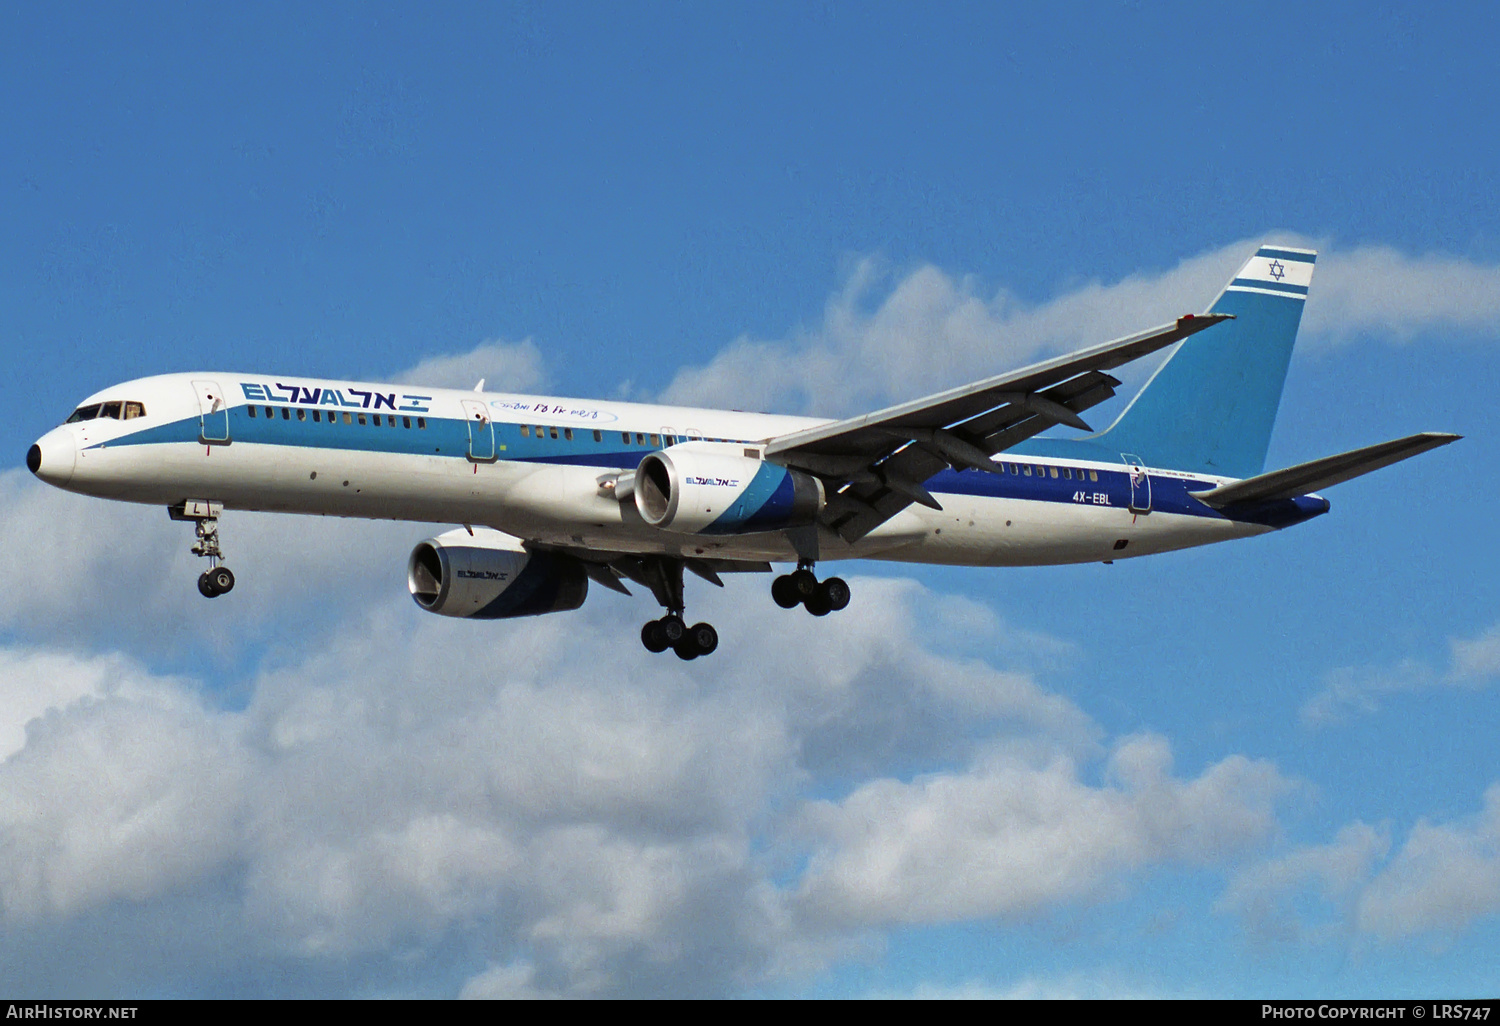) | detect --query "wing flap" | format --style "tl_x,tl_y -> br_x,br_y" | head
1190,432 -> 1460,508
